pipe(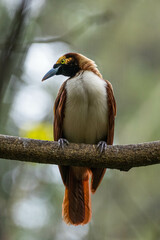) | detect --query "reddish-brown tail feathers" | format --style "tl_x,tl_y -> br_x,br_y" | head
62,168 -> 91,225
